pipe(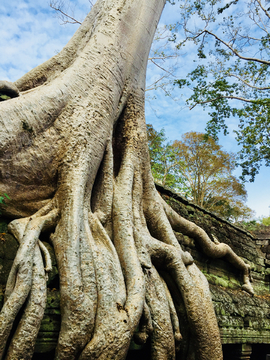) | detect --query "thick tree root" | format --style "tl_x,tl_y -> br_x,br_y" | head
145,267 -> 176,360
0,85 -> 254,360
133,301 -> 153,345
0,204 -> 58,360
52,191 -> 98,359
162,198 -> 254,295
161,277 -> 182,351
5,245 -> 46,360
146,235 -> 222,360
